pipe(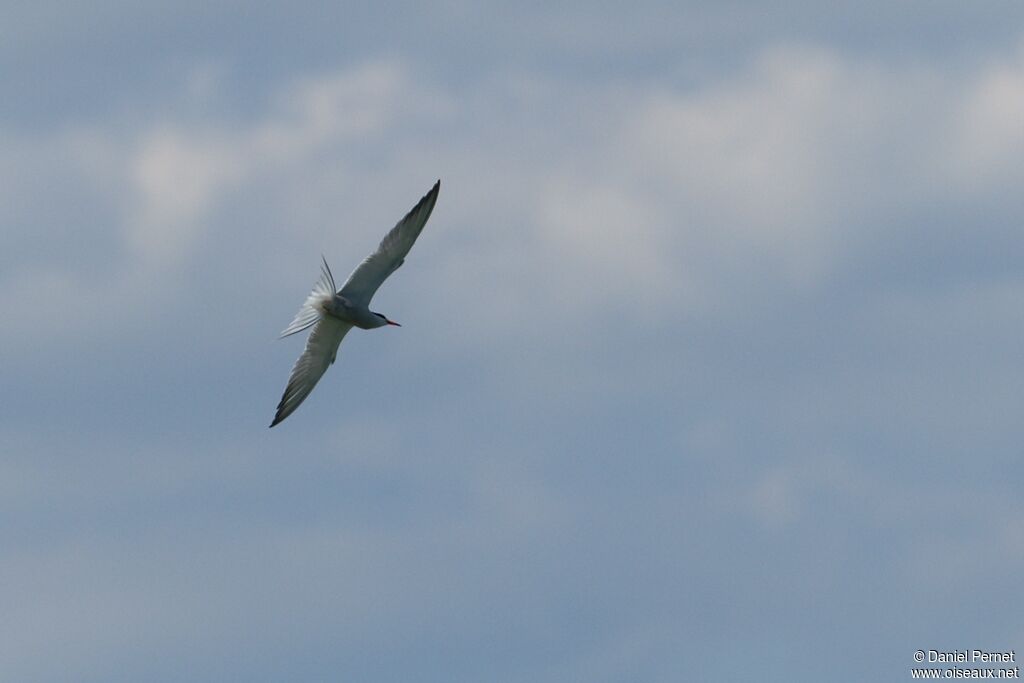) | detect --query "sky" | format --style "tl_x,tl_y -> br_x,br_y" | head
3,2 -> 1024,681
